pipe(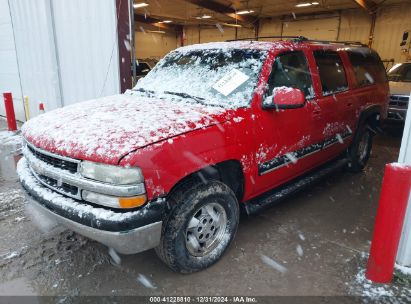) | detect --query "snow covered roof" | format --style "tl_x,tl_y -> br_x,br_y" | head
175,40 -> 290,53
